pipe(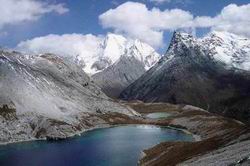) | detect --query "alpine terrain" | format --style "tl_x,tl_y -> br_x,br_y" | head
120,31 -> 250,123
